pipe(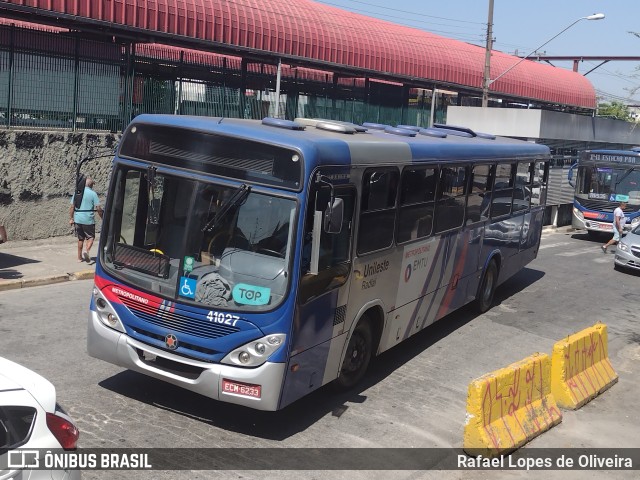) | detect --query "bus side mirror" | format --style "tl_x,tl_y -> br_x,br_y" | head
324,197 -> 343,234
